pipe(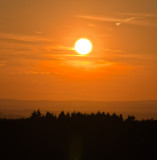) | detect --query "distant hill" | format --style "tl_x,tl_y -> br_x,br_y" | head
0,99 -> 157,119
